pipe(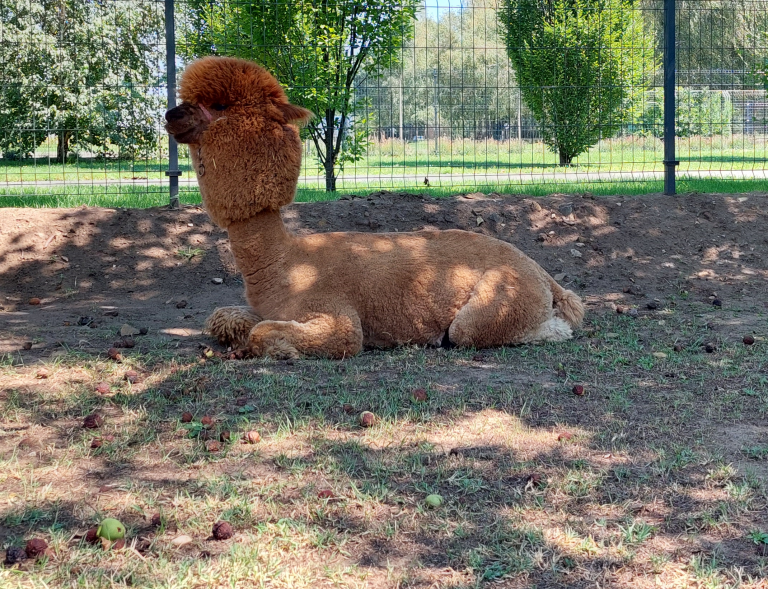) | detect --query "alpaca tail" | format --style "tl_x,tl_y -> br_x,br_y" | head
548,277 -> 585,329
